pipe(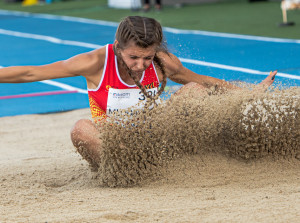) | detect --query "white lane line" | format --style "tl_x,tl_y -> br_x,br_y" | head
164,27 -> 300,44
0,29 -> 299,81
0,9 -> 119,27
40,80 -> 87,94
1,9 -> 300,44
180,58 -> 300,80
0,28 -> 102,49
